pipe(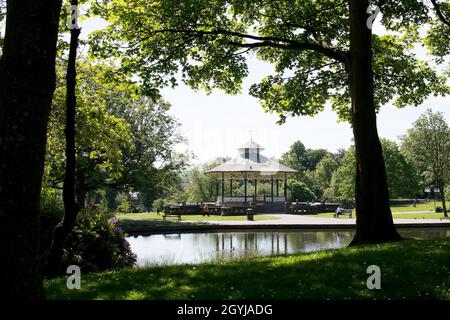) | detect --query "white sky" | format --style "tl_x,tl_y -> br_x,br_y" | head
78,11 -> 450,164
